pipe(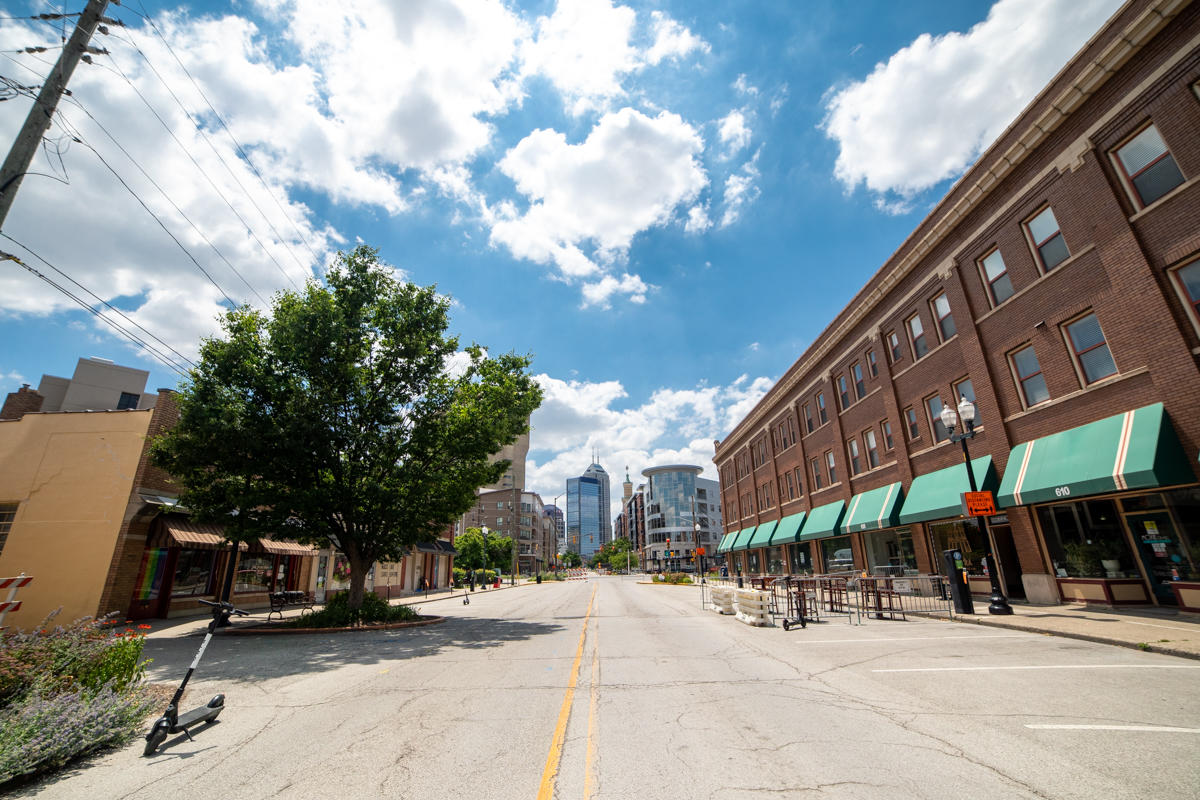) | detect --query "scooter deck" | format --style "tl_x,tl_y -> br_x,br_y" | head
175,702 -> 222,730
